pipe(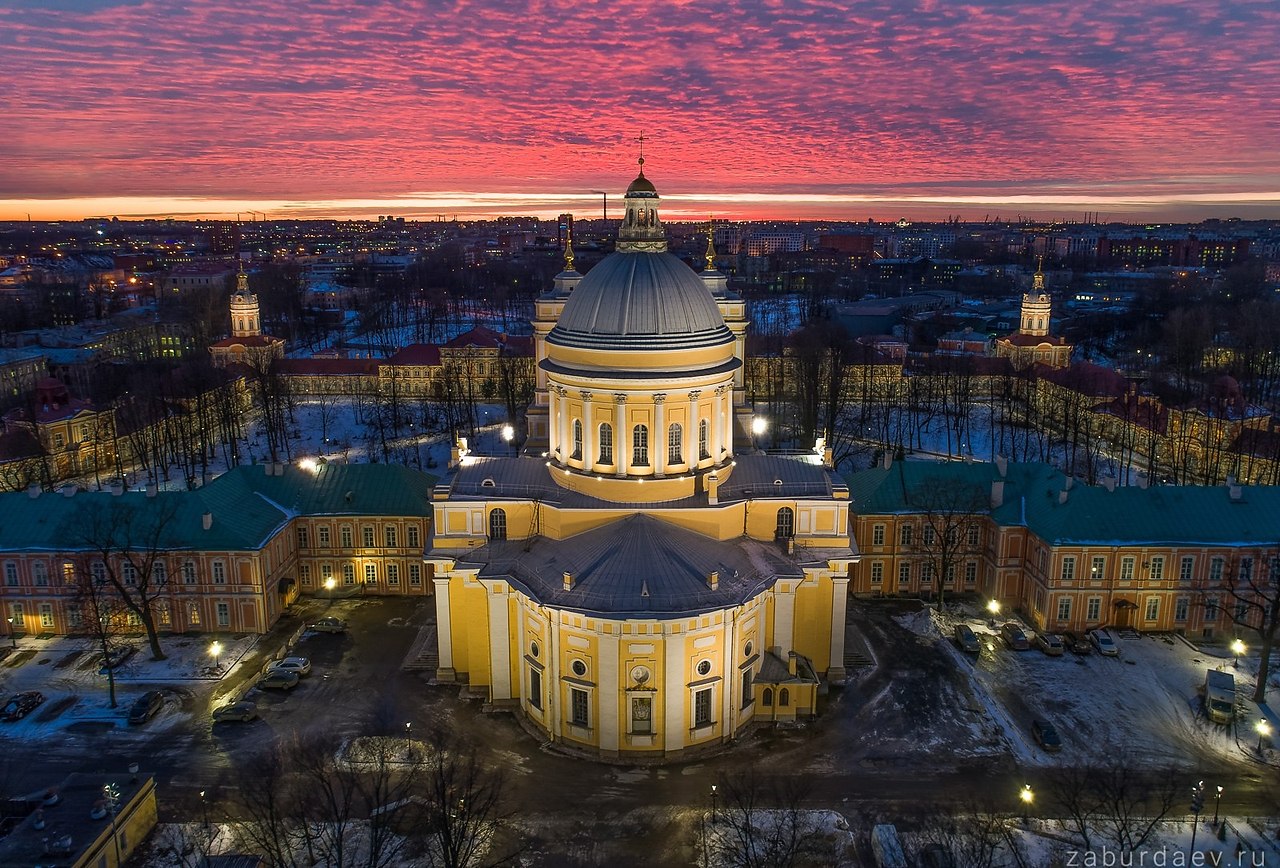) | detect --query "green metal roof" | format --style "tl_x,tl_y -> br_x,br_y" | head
846,461 -> 1280,547
0,463 -> 435,554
